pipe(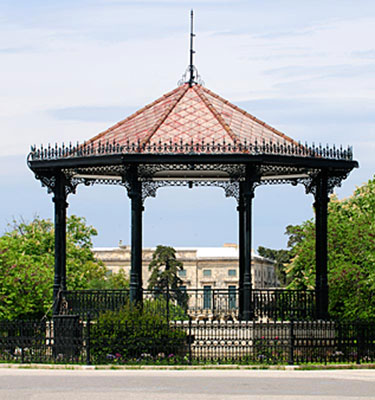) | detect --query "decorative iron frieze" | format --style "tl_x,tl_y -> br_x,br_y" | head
308,171 -> 352,198
35,174 -> 56,194
141,179 -> 240,203
327,172 -> 351,194
32,161 -> 353,202
138,163 -> 245,180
